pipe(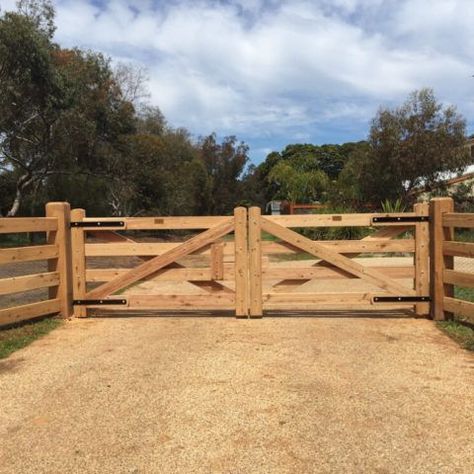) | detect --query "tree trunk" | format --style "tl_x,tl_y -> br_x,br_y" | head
6,173 -> 35,217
